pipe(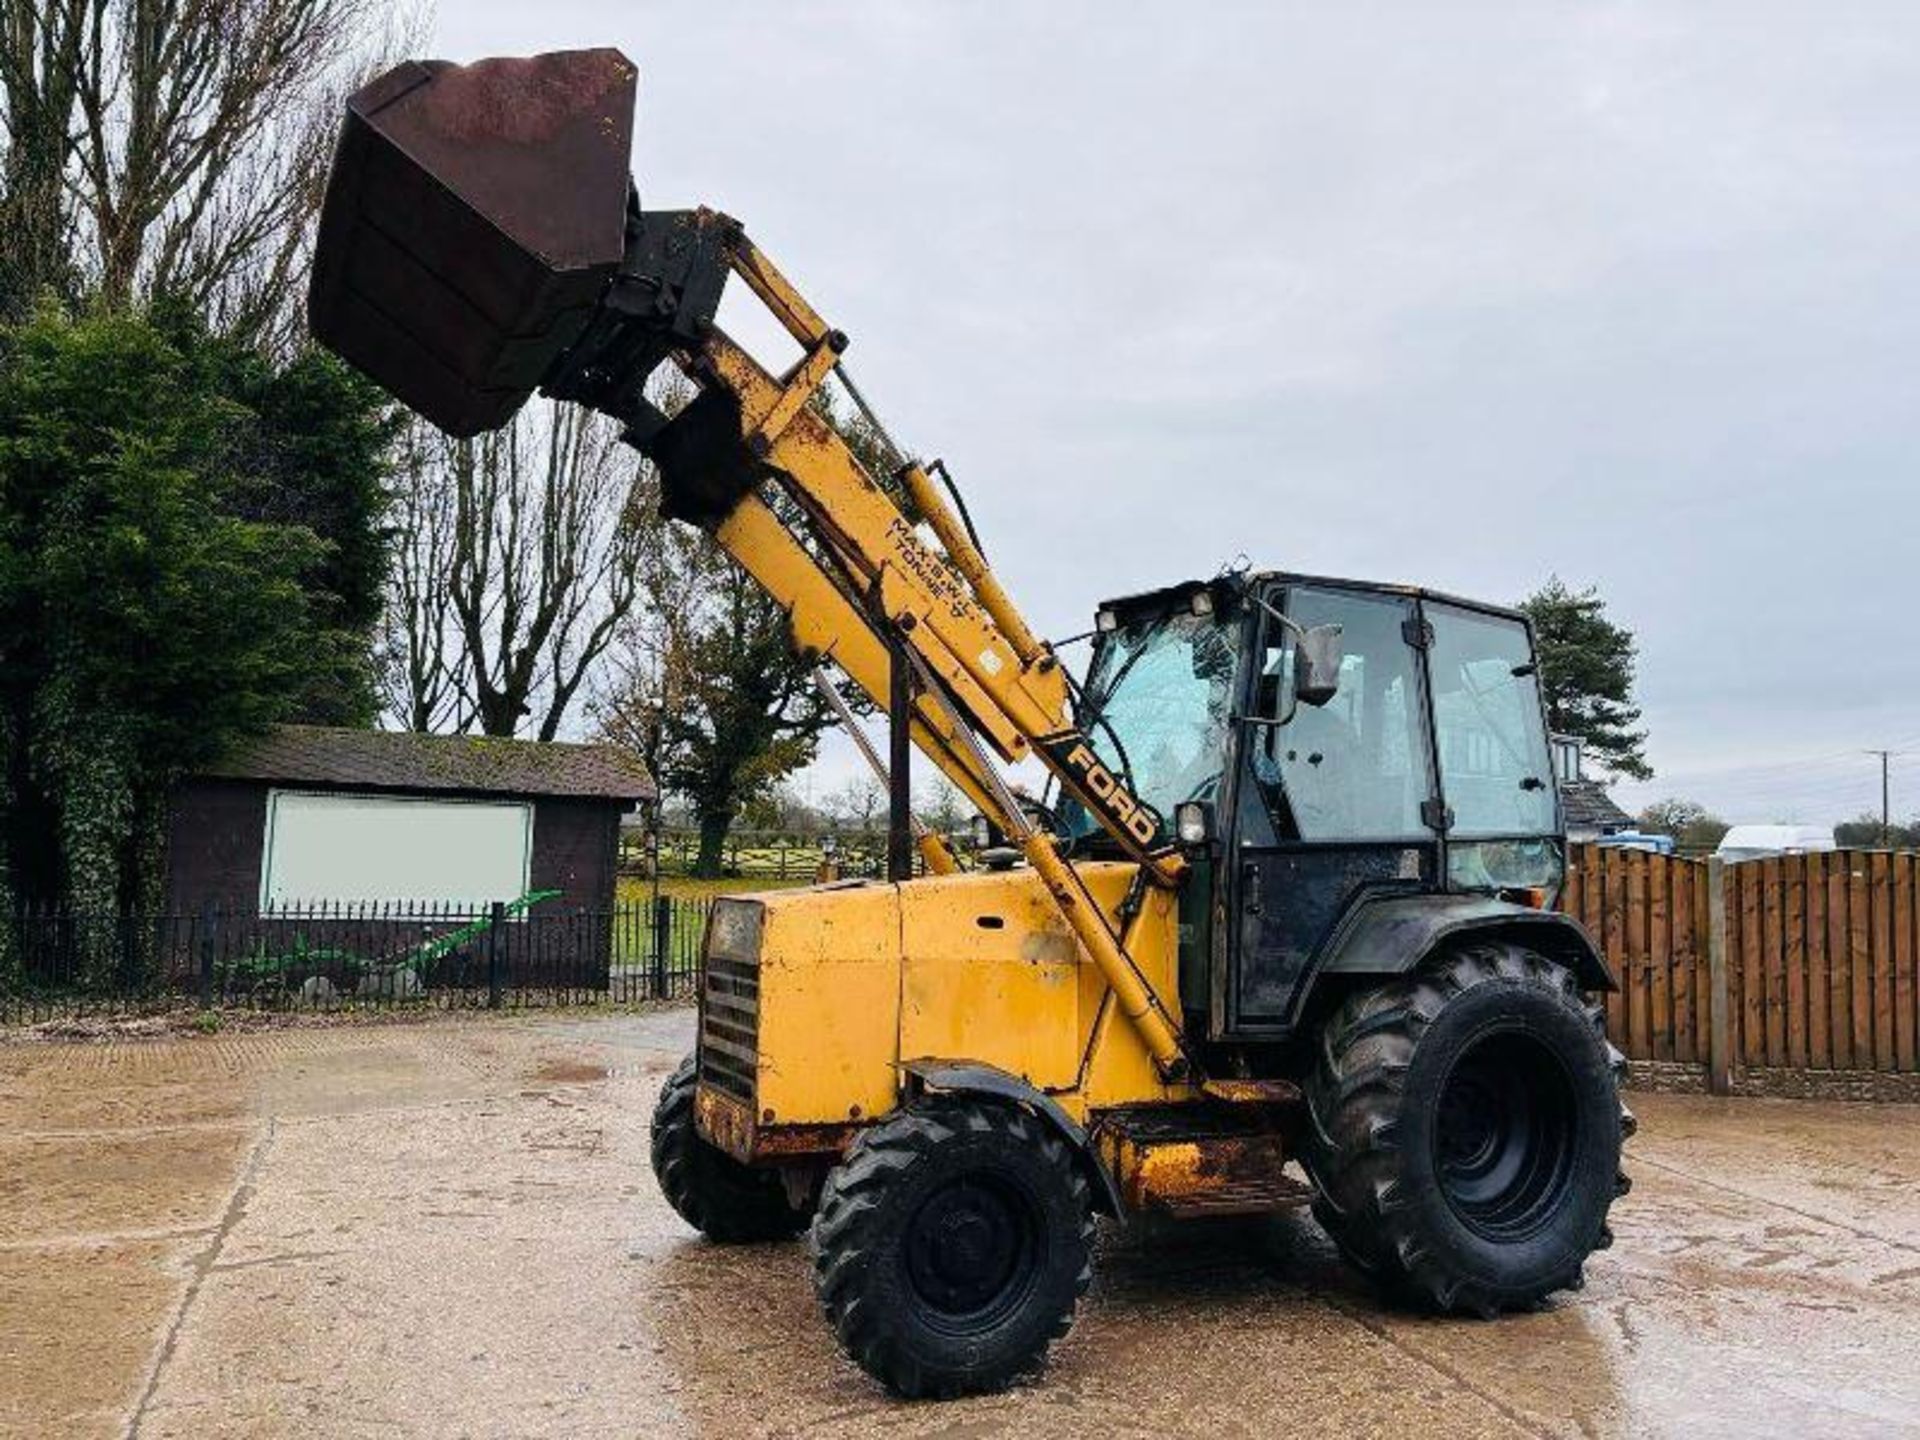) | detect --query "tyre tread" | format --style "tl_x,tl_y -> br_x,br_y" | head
1301,943 -> 1630,1315
650,1054 -> 808,1243
809,1097 -> 1095,1398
